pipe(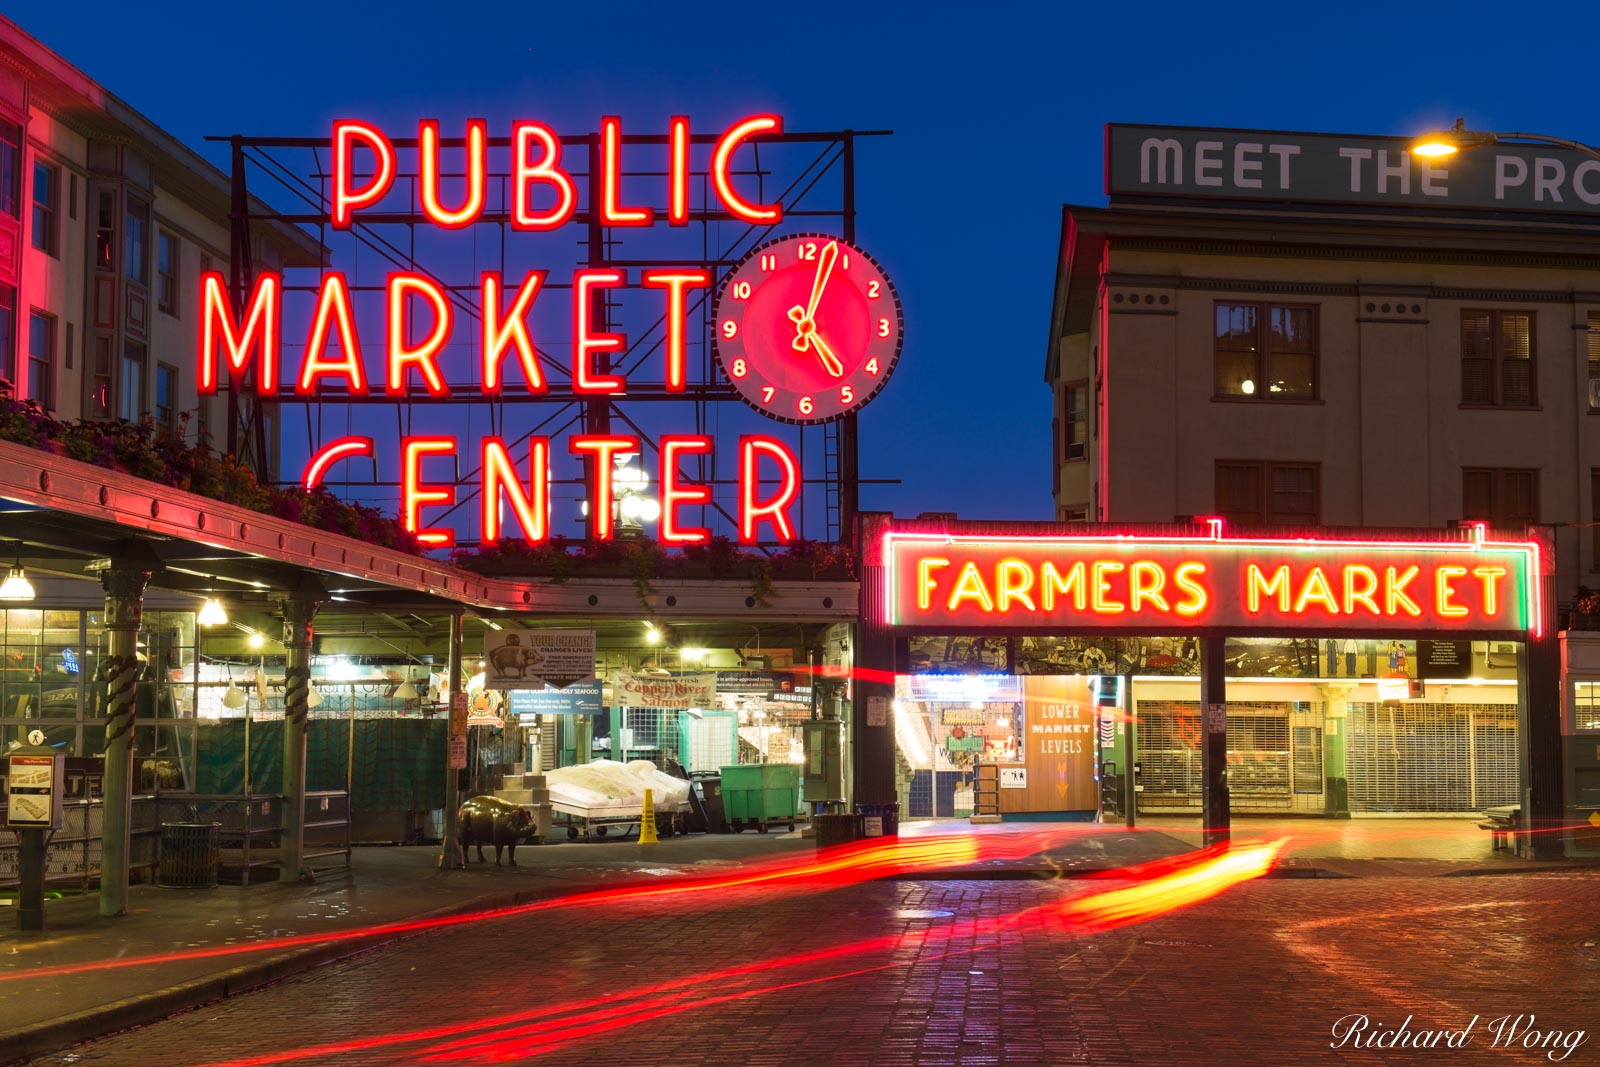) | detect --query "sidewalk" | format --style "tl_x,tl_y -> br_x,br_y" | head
1,819 -> 1592,1065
